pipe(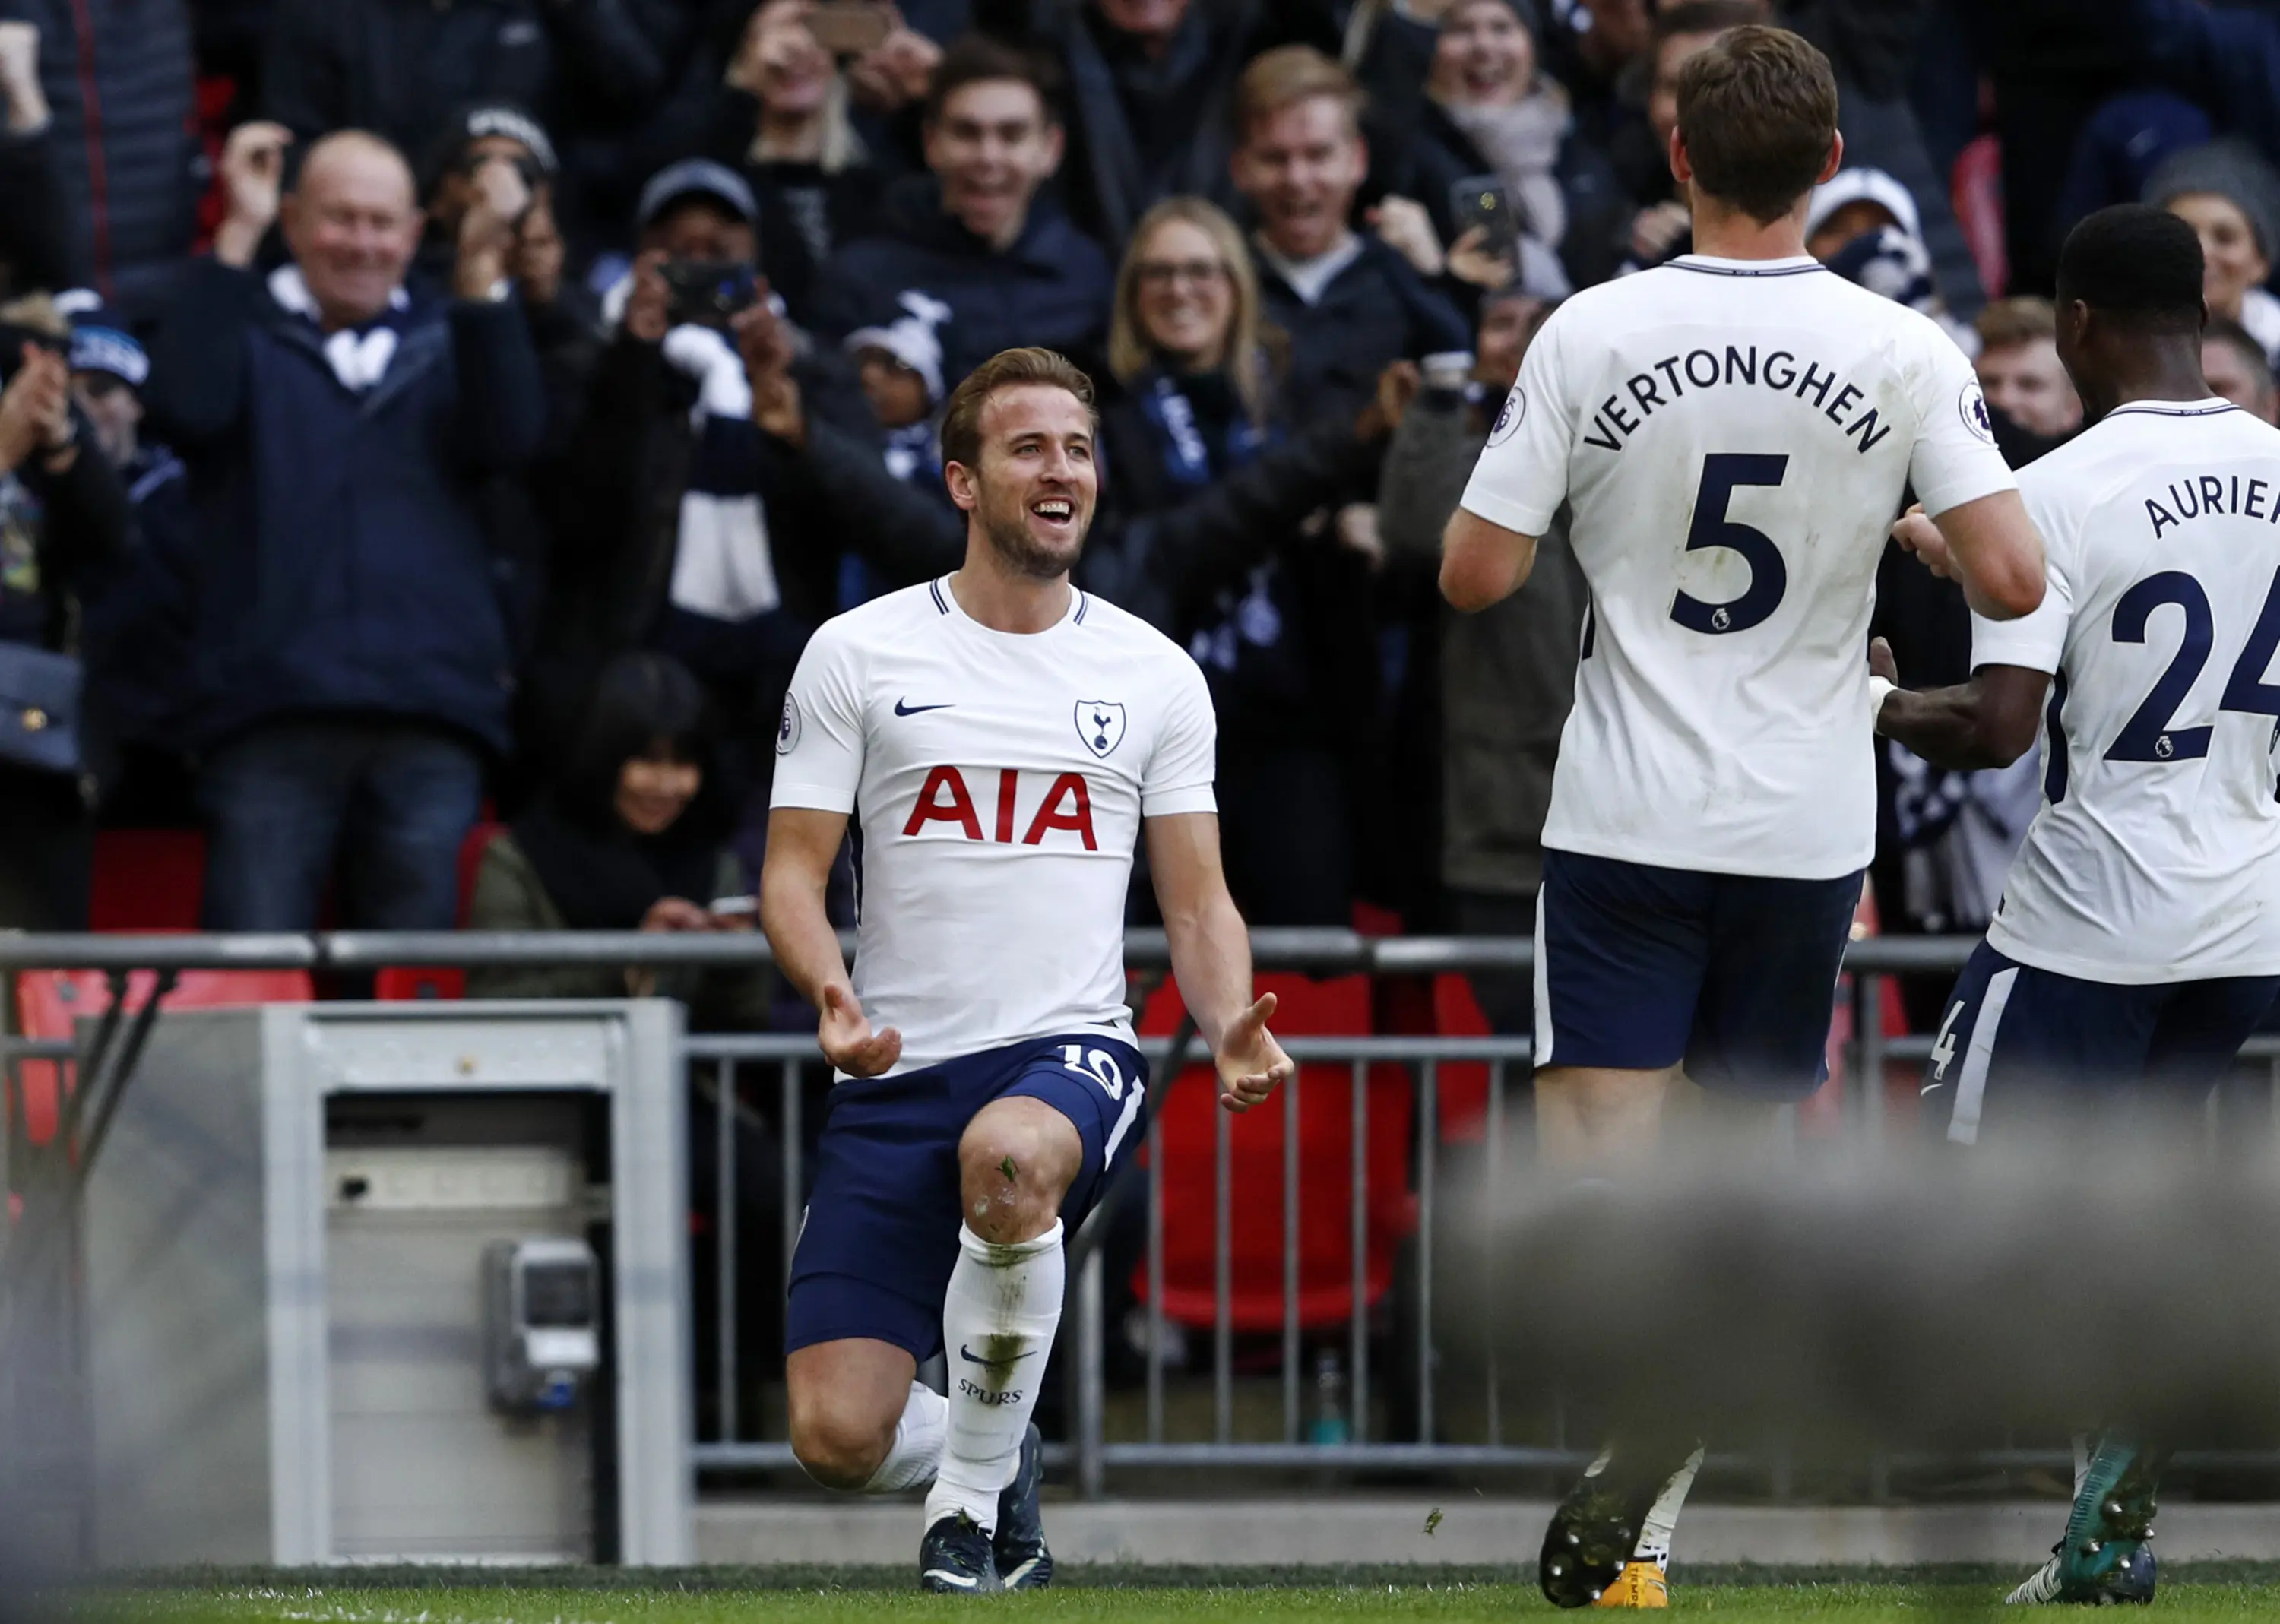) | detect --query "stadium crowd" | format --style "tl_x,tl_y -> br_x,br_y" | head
0,0 -> 2274,1023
